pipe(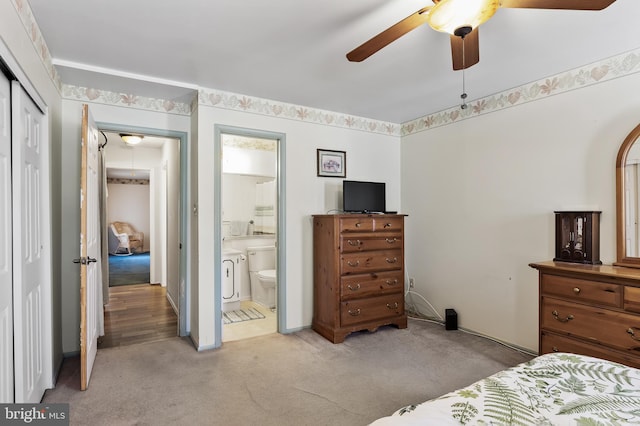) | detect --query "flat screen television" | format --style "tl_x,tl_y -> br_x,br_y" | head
343,180 -> 386,213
